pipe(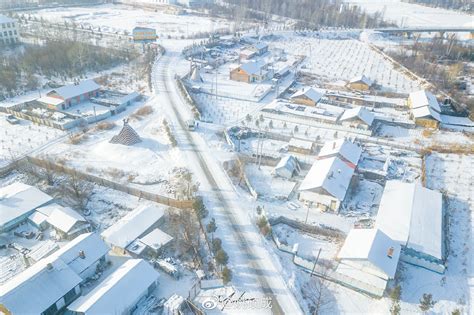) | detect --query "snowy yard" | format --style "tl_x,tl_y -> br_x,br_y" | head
27,4 -> 236,38
0,113 -> 65,167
